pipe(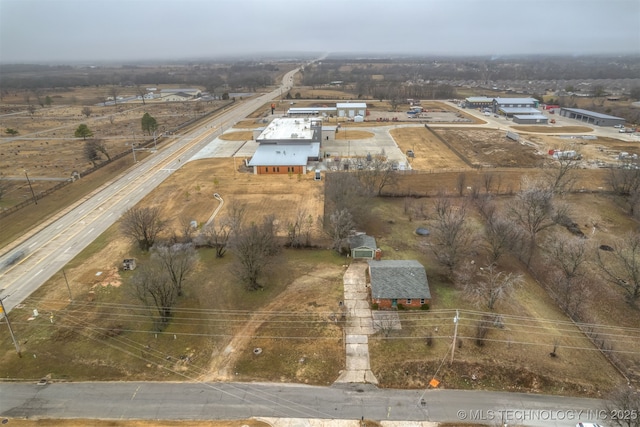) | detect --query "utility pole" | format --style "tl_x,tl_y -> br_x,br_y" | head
450,309 -> 459,364
62,269 -> 73,301
0,296 -> 22,357
131,143 -> 137,163
24,170 -> 37,205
